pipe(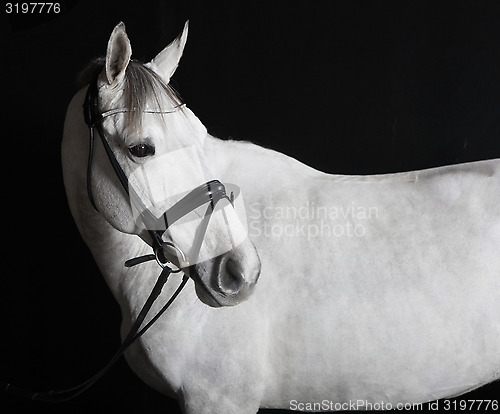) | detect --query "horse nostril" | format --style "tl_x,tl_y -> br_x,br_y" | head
219,259 -> 245,293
